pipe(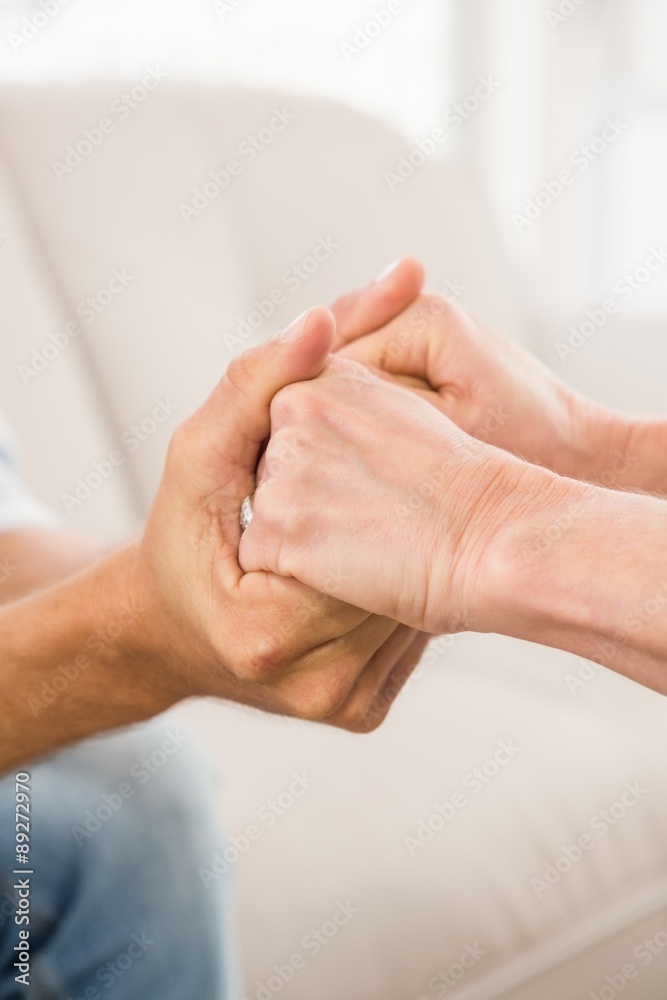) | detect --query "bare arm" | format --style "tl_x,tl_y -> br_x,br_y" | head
0,527 -> 109,603
616,418 -> 667,497
0,543 -> 174,775
0,528 -> 157,774
240,356 -> 667,698
473,463 -> 667,694
0,309 -> 428,775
